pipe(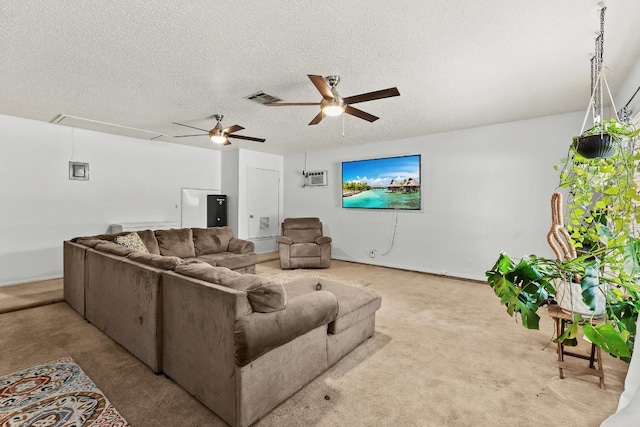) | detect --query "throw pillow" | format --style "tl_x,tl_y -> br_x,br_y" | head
115,233 -> 150,254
